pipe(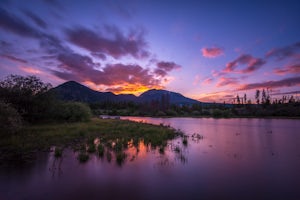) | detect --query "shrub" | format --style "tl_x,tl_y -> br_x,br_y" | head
53,102 -> 92,122
0,101 -> 22,135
